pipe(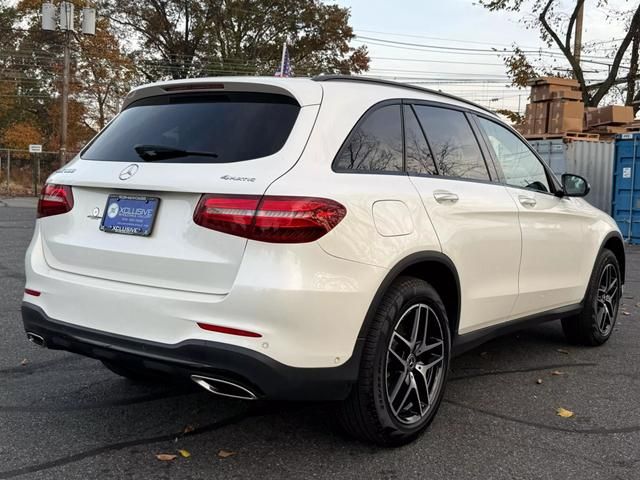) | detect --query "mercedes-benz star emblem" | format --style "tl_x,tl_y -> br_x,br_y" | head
119,164 -> 139,181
